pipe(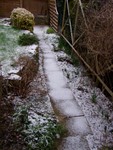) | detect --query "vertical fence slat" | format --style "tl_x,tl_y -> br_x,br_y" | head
49,0 -> 58,31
